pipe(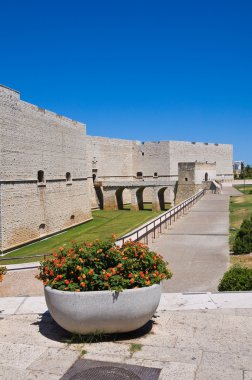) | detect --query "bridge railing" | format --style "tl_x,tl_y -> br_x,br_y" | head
0,189 -> 205,268
116,189 -> 205,246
